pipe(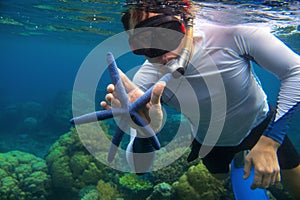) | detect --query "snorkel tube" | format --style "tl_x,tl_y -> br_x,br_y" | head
166,17 -> 193,78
